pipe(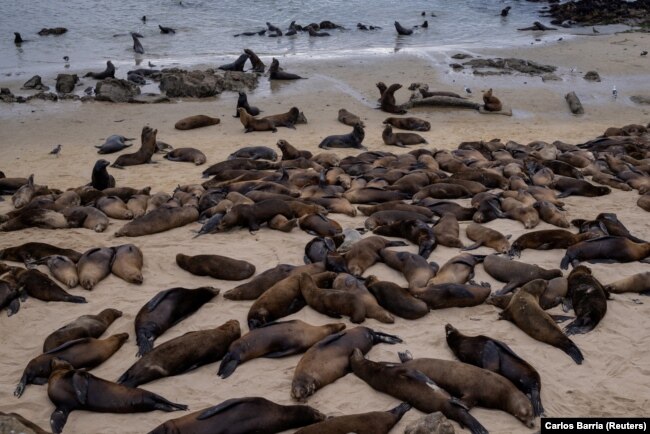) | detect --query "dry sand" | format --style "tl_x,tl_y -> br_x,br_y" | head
0,33 -> 649,433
